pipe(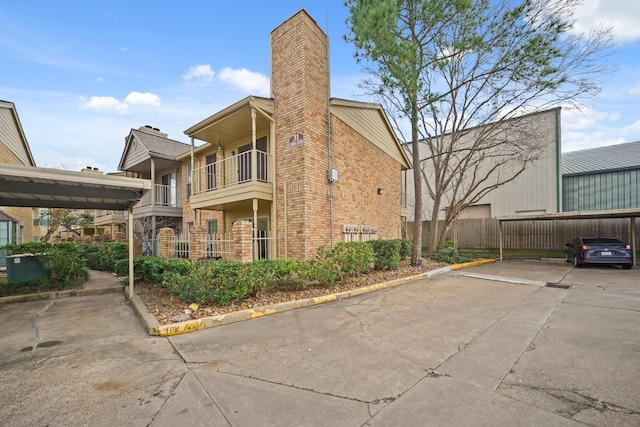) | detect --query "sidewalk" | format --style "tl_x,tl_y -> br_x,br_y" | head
0,269 -> 124,304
